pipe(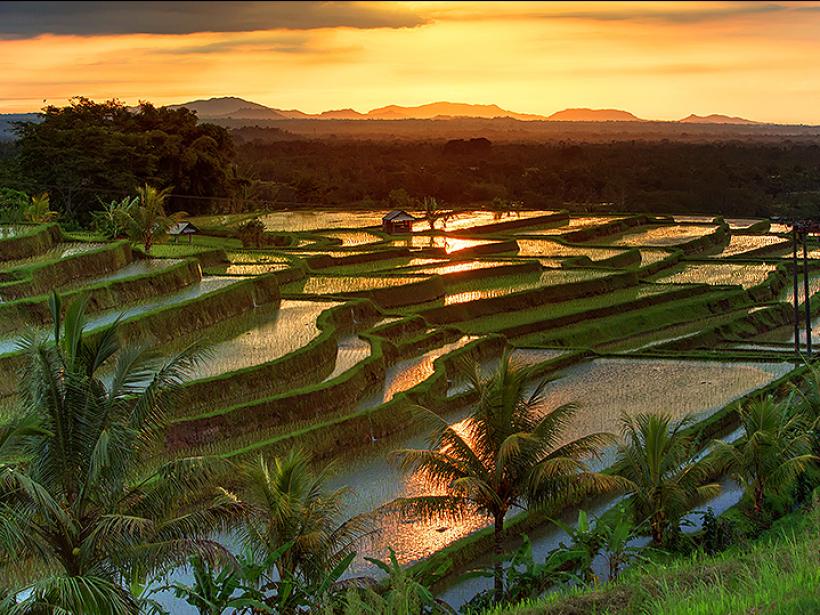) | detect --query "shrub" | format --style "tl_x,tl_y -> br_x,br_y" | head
237,218 -> 266,248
